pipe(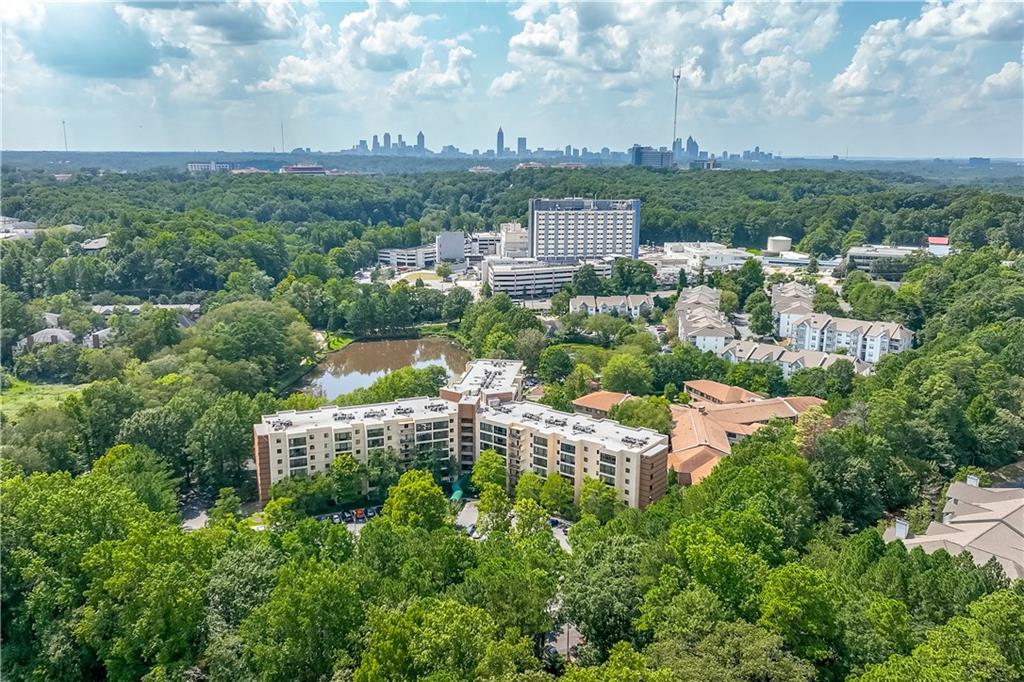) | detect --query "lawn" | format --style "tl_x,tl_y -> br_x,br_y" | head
1,379 -> 81,418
